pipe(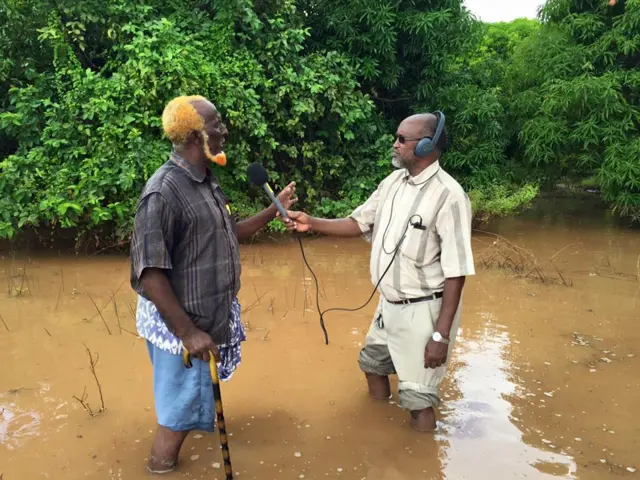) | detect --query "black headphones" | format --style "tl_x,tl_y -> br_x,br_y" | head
414,111 -> 445,158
